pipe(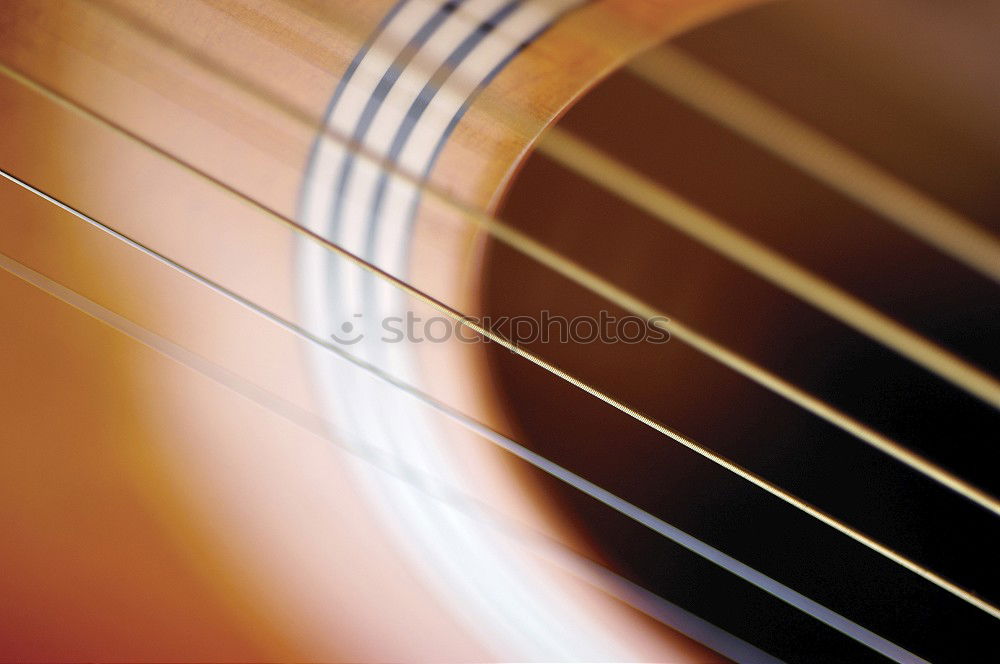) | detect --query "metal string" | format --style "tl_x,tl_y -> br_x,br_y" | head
629,45 -> 1000,285
538,120 -> 1000,411
0,64 -> 997,620
0,169 -> 930,661
60,1 -> 1000,514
